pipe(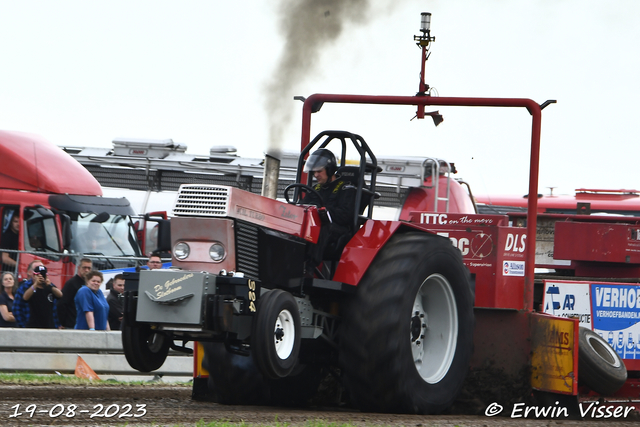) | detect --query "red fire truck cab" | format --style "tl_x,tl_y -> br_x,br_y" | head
0,130 -> 145,285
